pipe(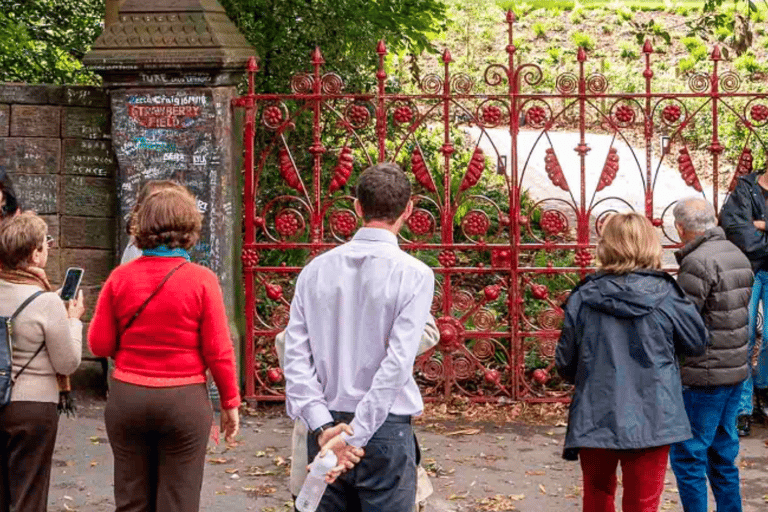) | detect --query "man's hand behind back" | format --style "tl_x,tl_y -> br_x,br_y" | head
317,423 -> 365,483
